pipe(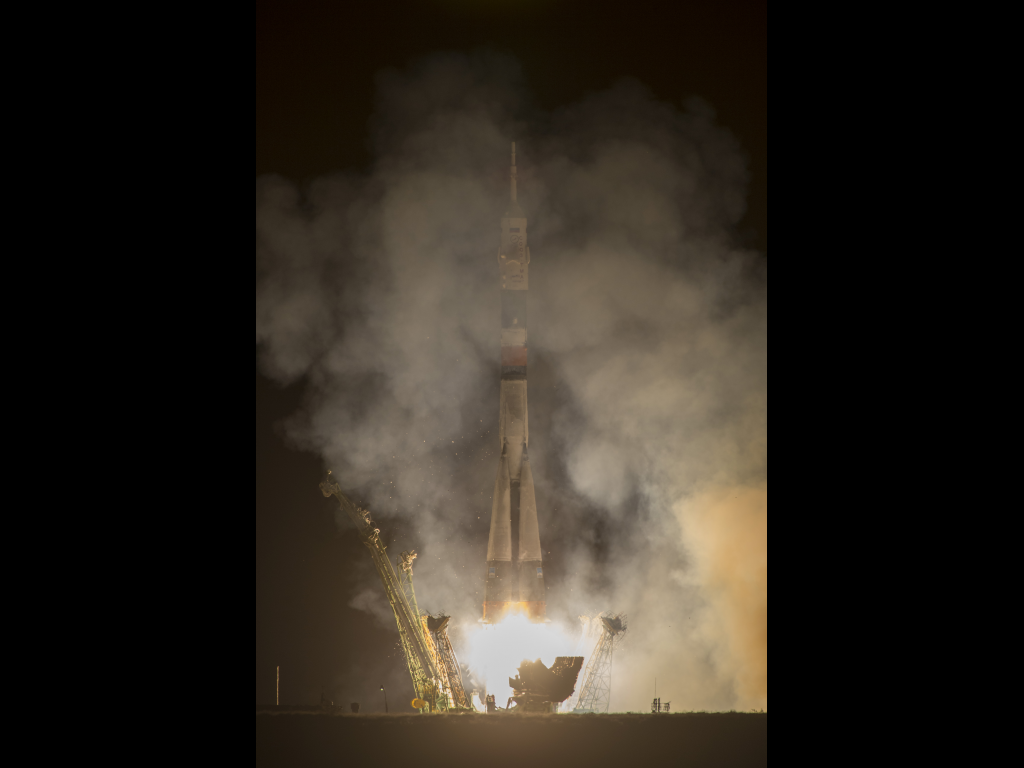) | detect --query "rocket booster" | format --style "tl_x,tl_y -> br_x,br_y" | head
484,143 -> 546,623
